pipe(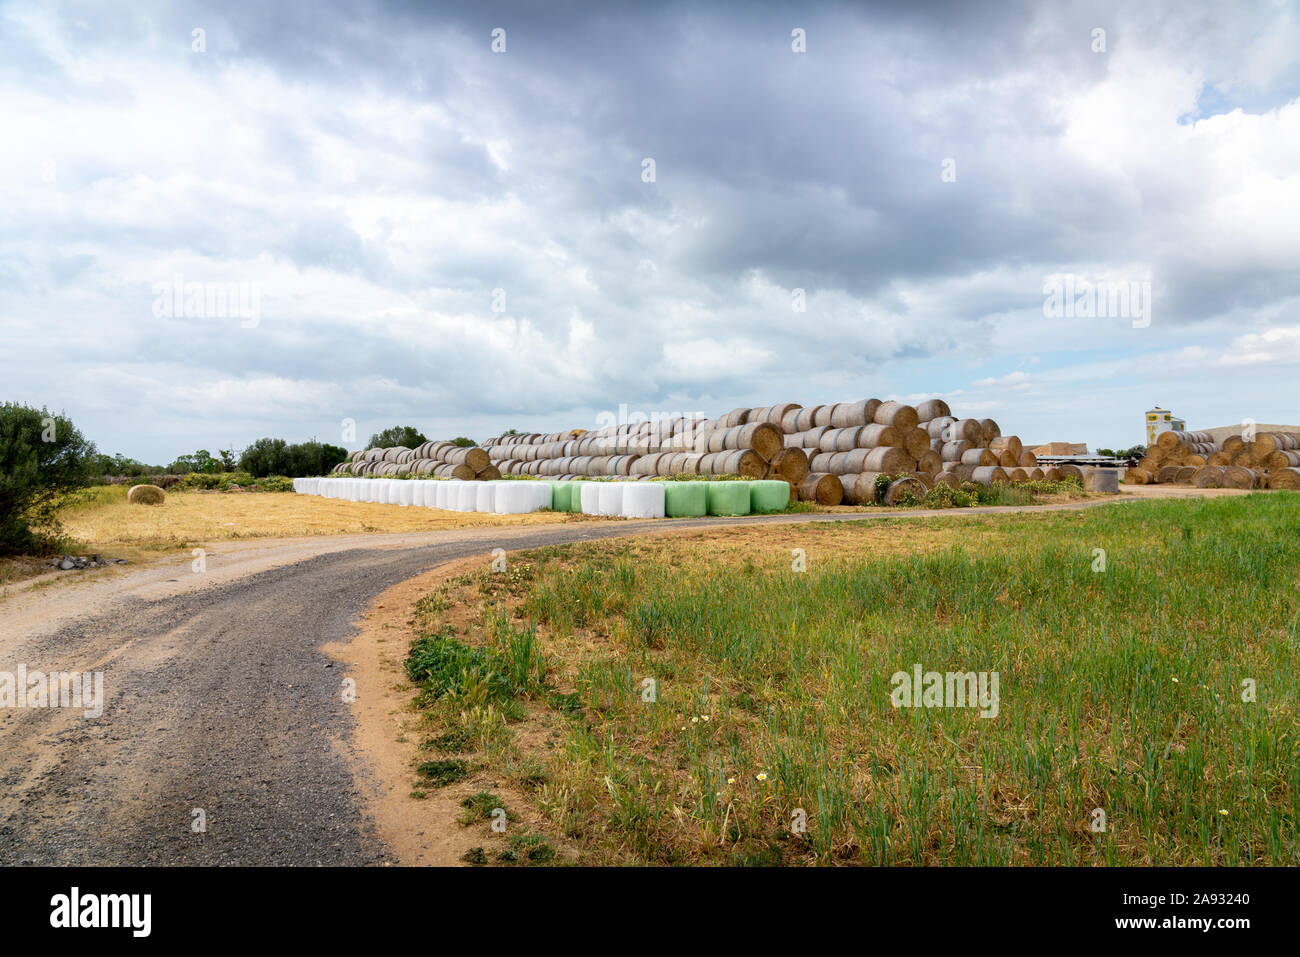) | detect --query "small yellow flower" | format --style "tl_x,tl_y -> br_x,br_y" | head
691,716 -> 699,724
1172,677 -> 1180,683
702,715 -> 711,722
1218,809 -> 1229,816
680,725 -> 687,731
756,772 -> 768,782
727,777 -> 736,785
